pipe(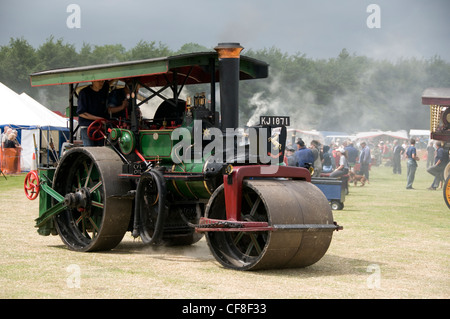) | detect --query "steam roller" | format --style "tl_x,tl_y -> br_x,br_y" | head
27,42 -> 342,271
